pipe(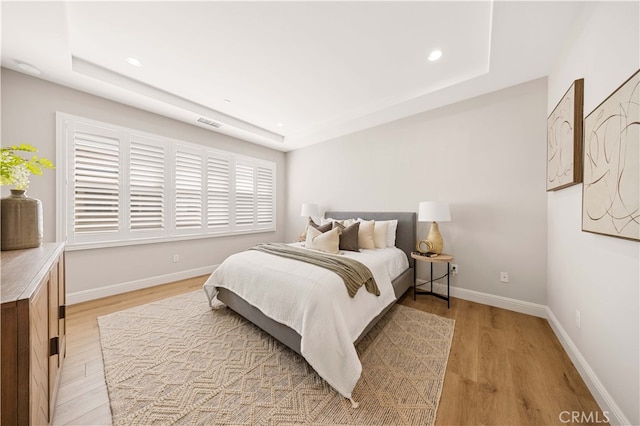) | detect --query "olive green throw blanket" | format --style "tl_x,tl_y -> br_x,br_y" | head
249,243 -> 380,297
